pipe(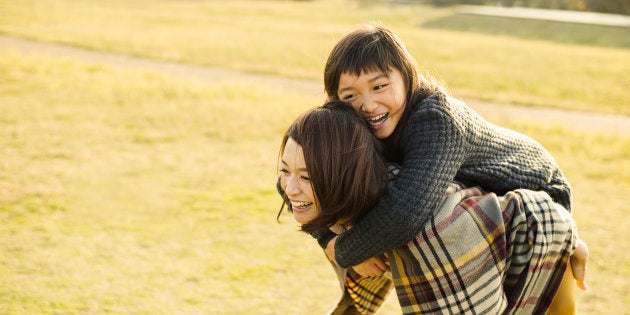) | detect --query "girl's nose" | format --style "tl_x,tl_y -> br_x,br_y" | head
361,99 -> 377,113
